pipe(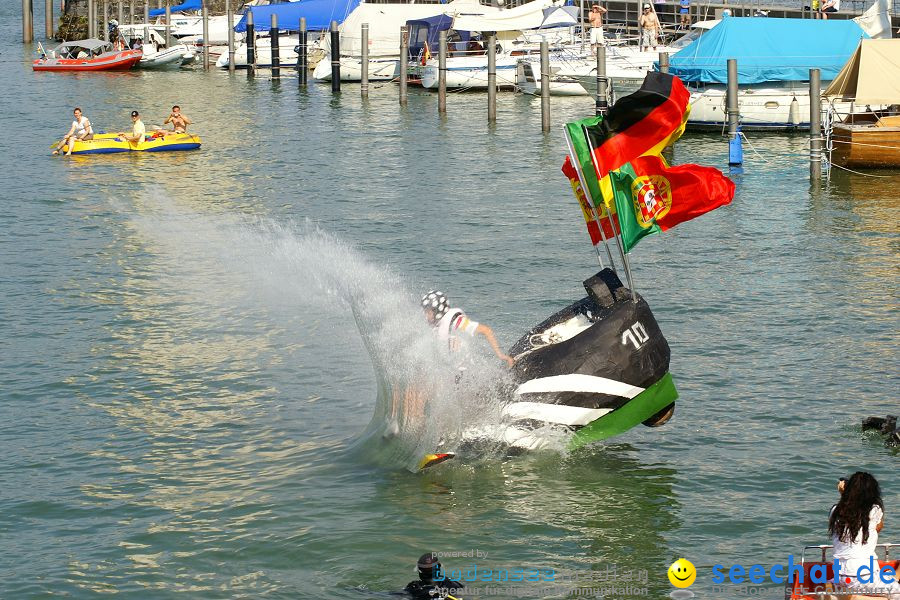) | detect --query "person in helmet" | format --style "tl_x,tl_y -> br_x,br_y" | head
404,553 -> 463,600
421,291 -> 514,367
